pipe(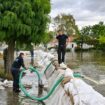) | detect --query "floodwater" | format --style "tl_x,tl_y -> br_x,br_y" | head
1,50 -> 105,105
66,50 -> 105,96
